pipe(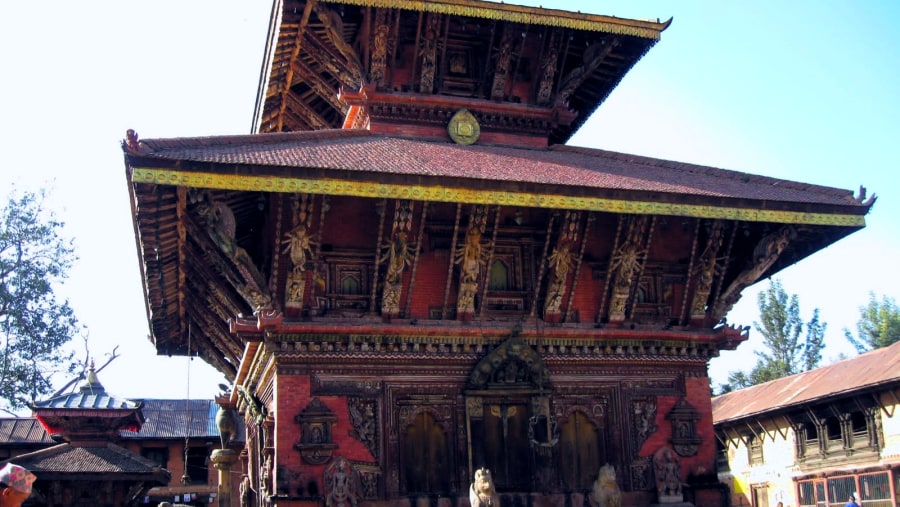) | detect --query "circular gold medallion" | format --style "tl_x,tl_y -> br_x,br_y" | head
448,109 -> 480,145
